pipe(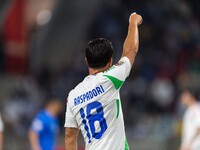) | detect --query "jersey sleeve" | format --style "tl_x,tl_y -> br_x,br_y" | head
64,103 -> 78,128
195,108 -> 200,128
31,118 -> 44,134
0,114 -> 4,132
103,57 -> 131,90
